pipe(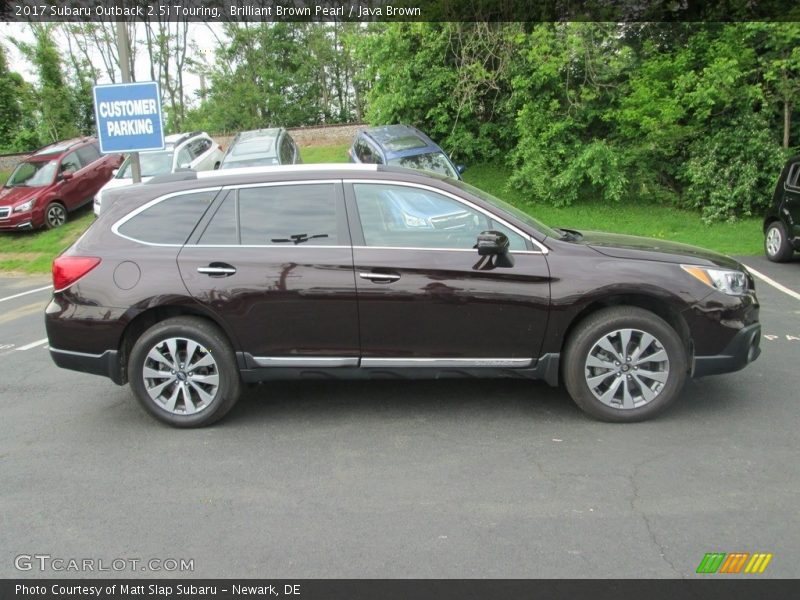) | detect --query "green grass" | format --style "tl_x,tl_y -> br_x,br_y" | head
462,164 -> 763,256
299,143 -> 350,163
0,149 -> 764,275
0,206 -> 94,274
